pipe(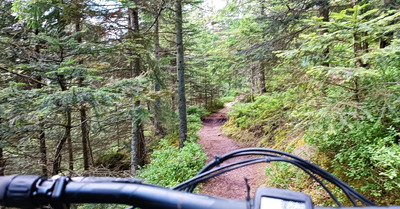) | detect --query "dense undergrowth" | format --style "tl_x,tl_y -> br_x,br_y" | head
78,106 -> 209,209
136,105 -> 208,187
223,89 -> 400,205
221,4 -> 400,205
